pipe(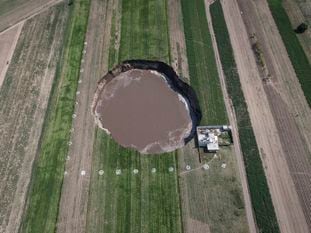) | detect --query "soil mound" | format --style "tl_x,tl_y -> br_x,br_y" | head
92,60 -> 201,154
